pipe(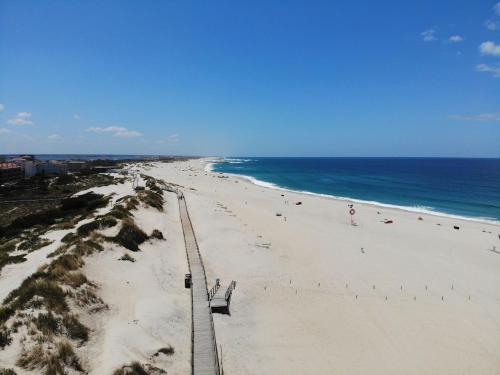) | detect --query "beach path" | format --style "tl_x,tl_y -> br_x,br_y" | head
177,191 -> 220,375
